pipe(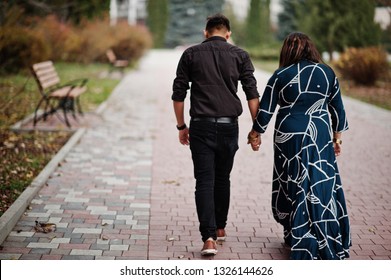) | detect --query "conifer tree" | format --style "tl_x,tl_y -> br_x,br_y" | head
245,0 -> 273,47
147,0 -> 168,48
277,0 -> 305,40
245,0 -> 262,47
165,0 -> 224,47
